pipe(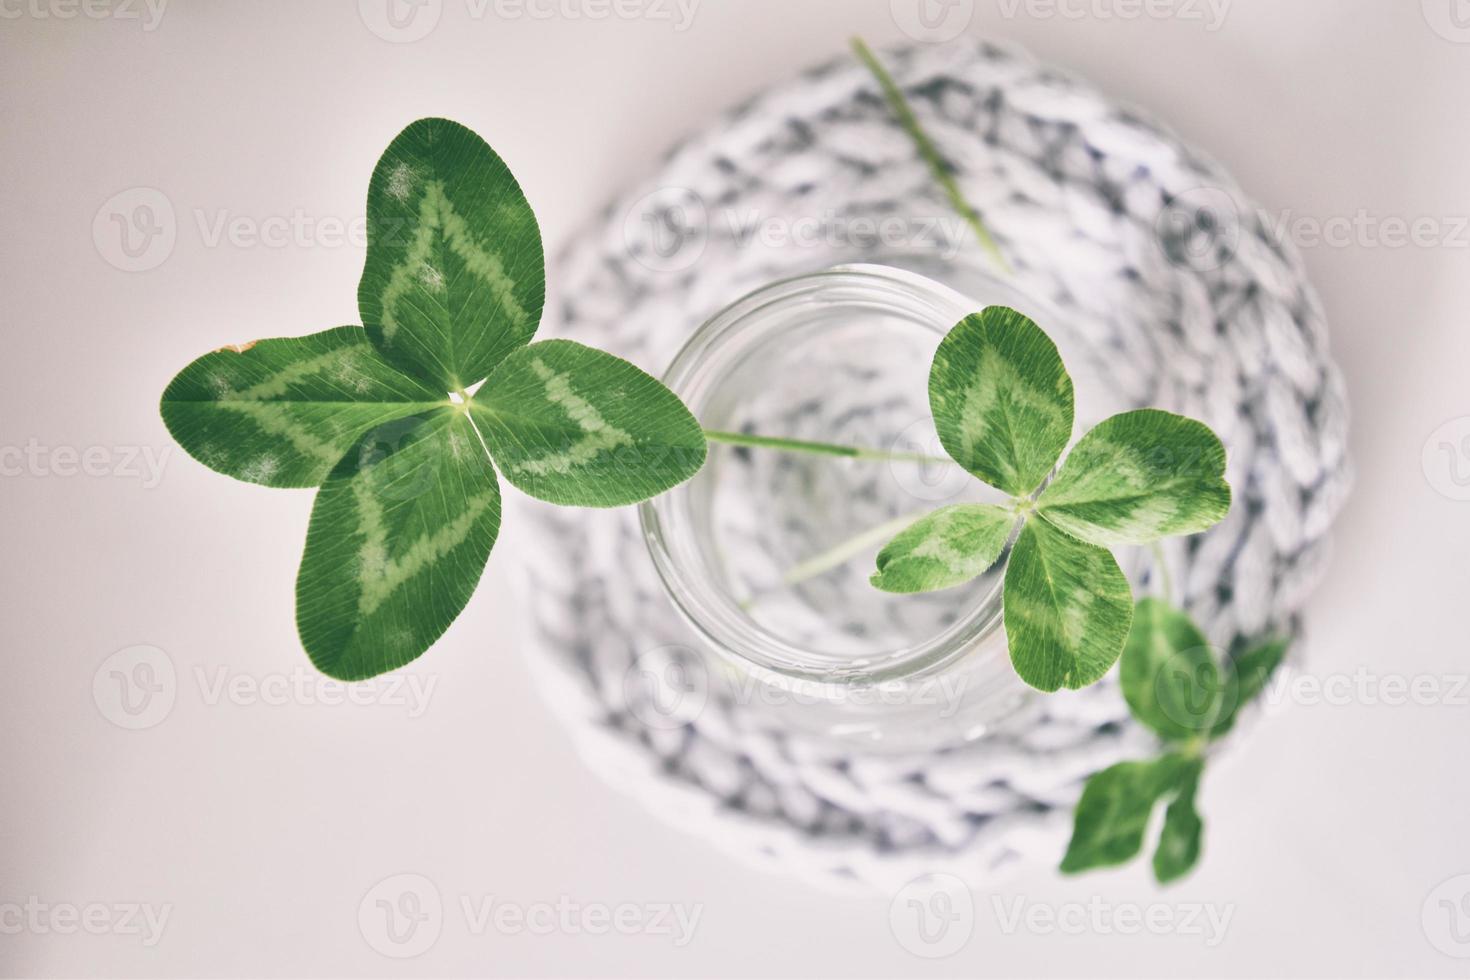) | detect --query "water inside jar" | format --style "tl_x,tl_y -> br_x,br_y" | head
685,303 -> 1010,661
